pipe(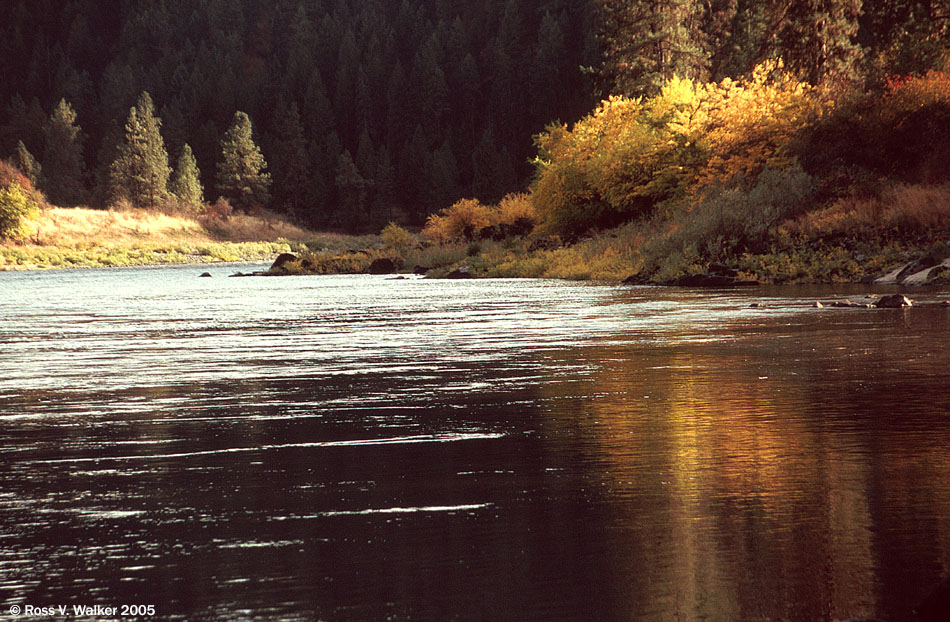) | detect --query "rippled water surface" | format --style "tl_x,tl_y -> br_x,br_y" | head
1,264 -> 950,620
